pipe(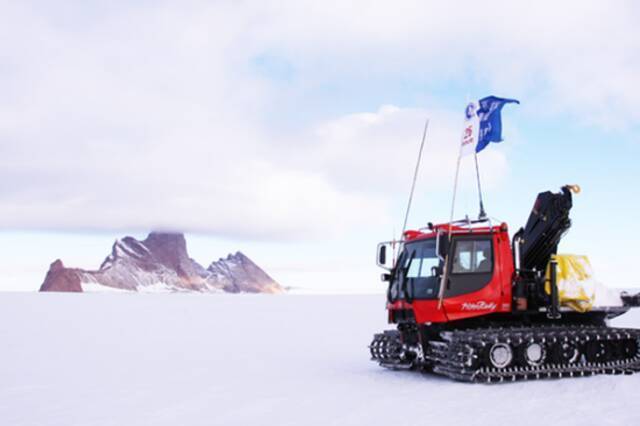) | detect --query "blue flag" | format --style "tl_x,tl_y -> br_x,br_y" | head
475,96 -> 519,153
